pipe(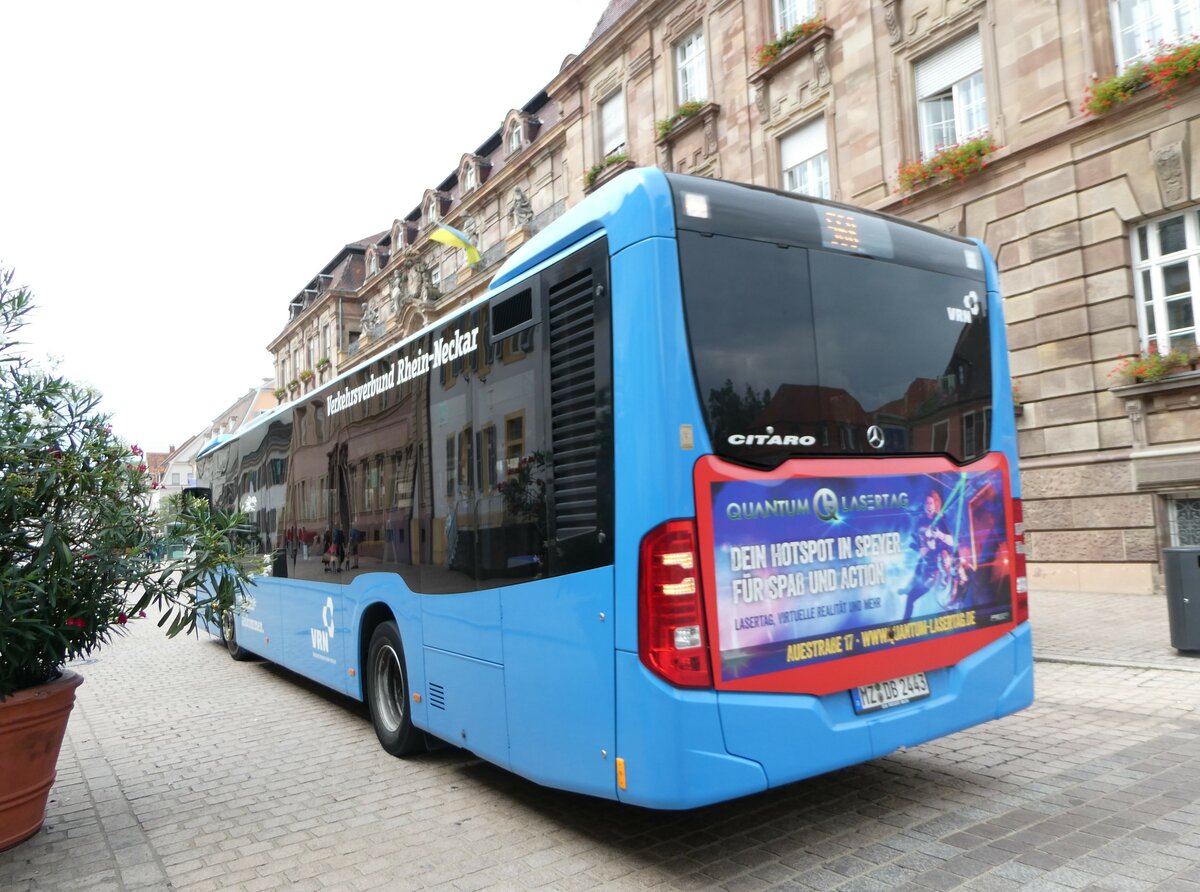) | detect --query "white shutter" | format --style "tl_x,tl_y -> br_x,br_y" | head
915,31 -> 982,99
781,117 -> 826,170
600,91 -> 626,156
